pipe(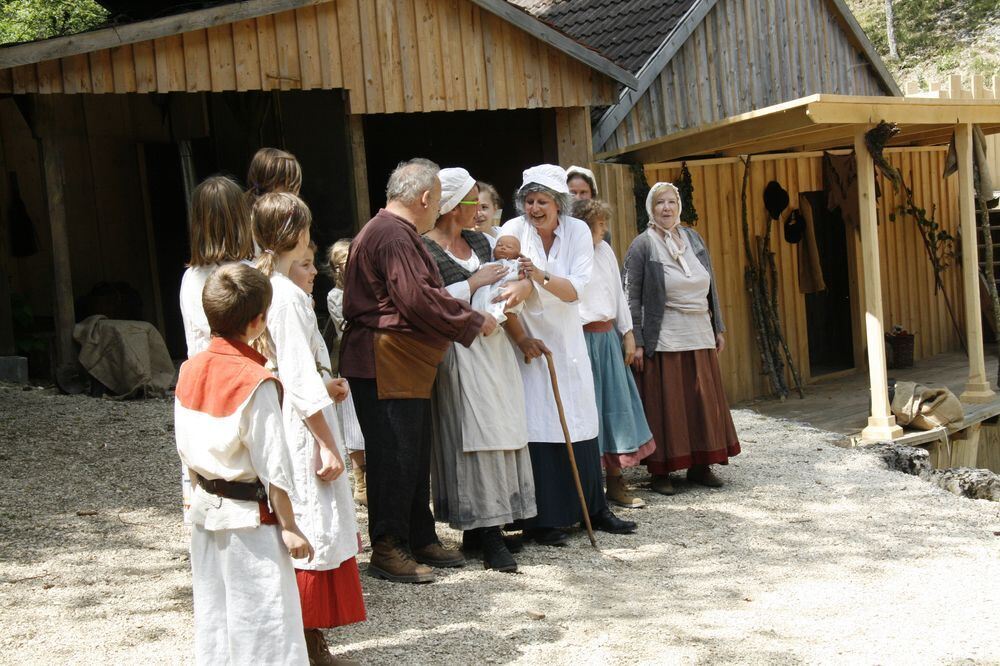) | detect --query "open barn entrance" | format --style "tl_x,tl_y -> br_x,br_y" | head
802,191 -> 855,377
362,109 -> 559,223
